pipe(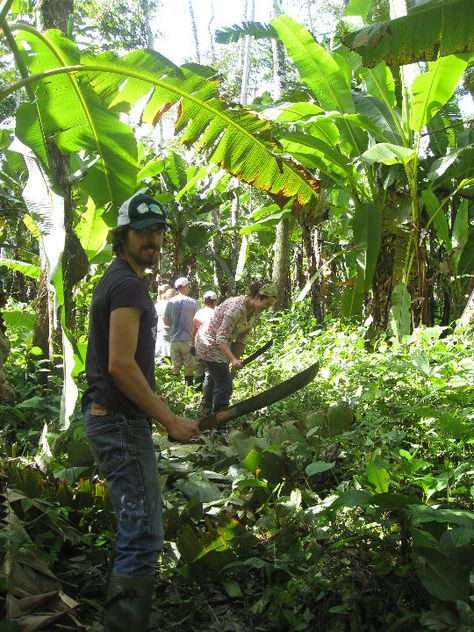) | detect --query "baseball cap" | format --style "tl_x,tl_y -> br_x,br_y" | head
258,282 -> 278,298
117,193 -> 167,230
174,277 -> 190,289
203,290 -> 217,300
